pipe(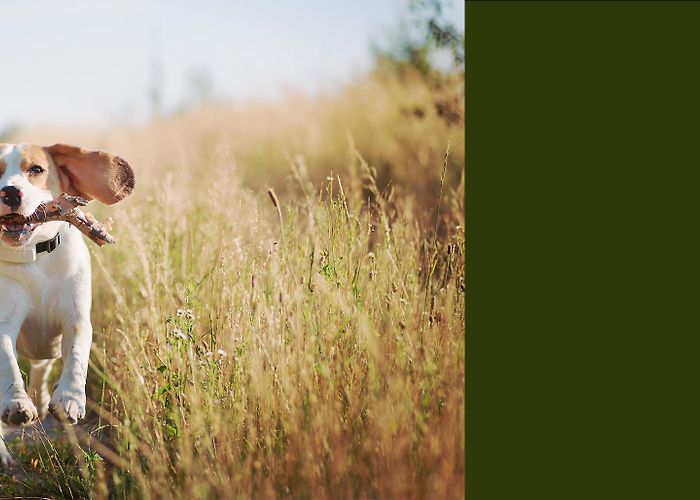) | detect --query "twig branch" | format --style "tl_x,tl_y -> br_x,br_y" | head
0,193 -> 116,246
